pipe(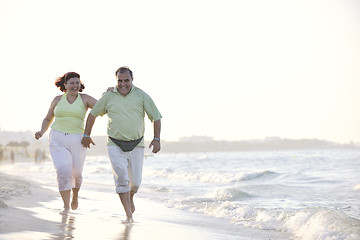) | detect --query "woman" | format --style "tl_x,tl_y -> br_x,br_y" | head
35,72 -> 97,215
